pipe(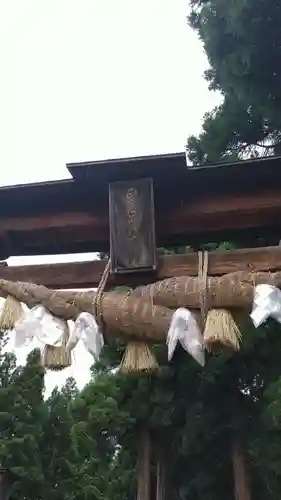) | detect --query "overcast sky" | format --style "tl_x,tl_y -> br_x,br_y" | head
0,0 -> 220,394
0,0 -> 220,186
